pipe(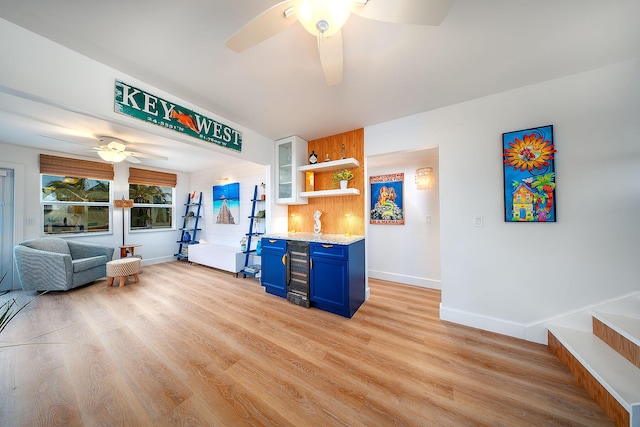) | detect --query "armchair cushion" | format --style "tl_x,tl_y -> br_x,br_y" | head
72,255 -> 109,273
14,237 -> 114,291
